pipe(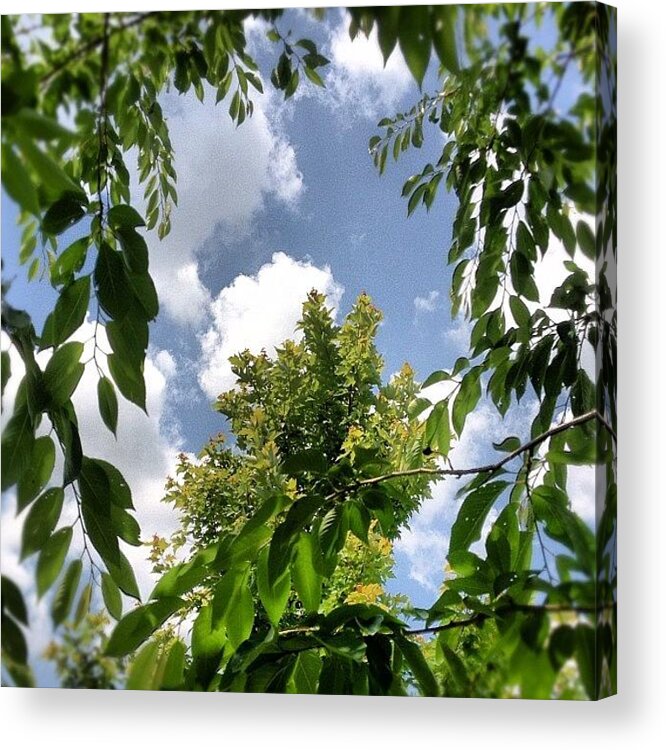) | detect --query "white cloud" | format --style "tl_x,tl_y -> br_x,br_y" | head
198,251 -> 343,399
138,83 -> 304,327
322,12 -> 414,120
414,290 -> 440,313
